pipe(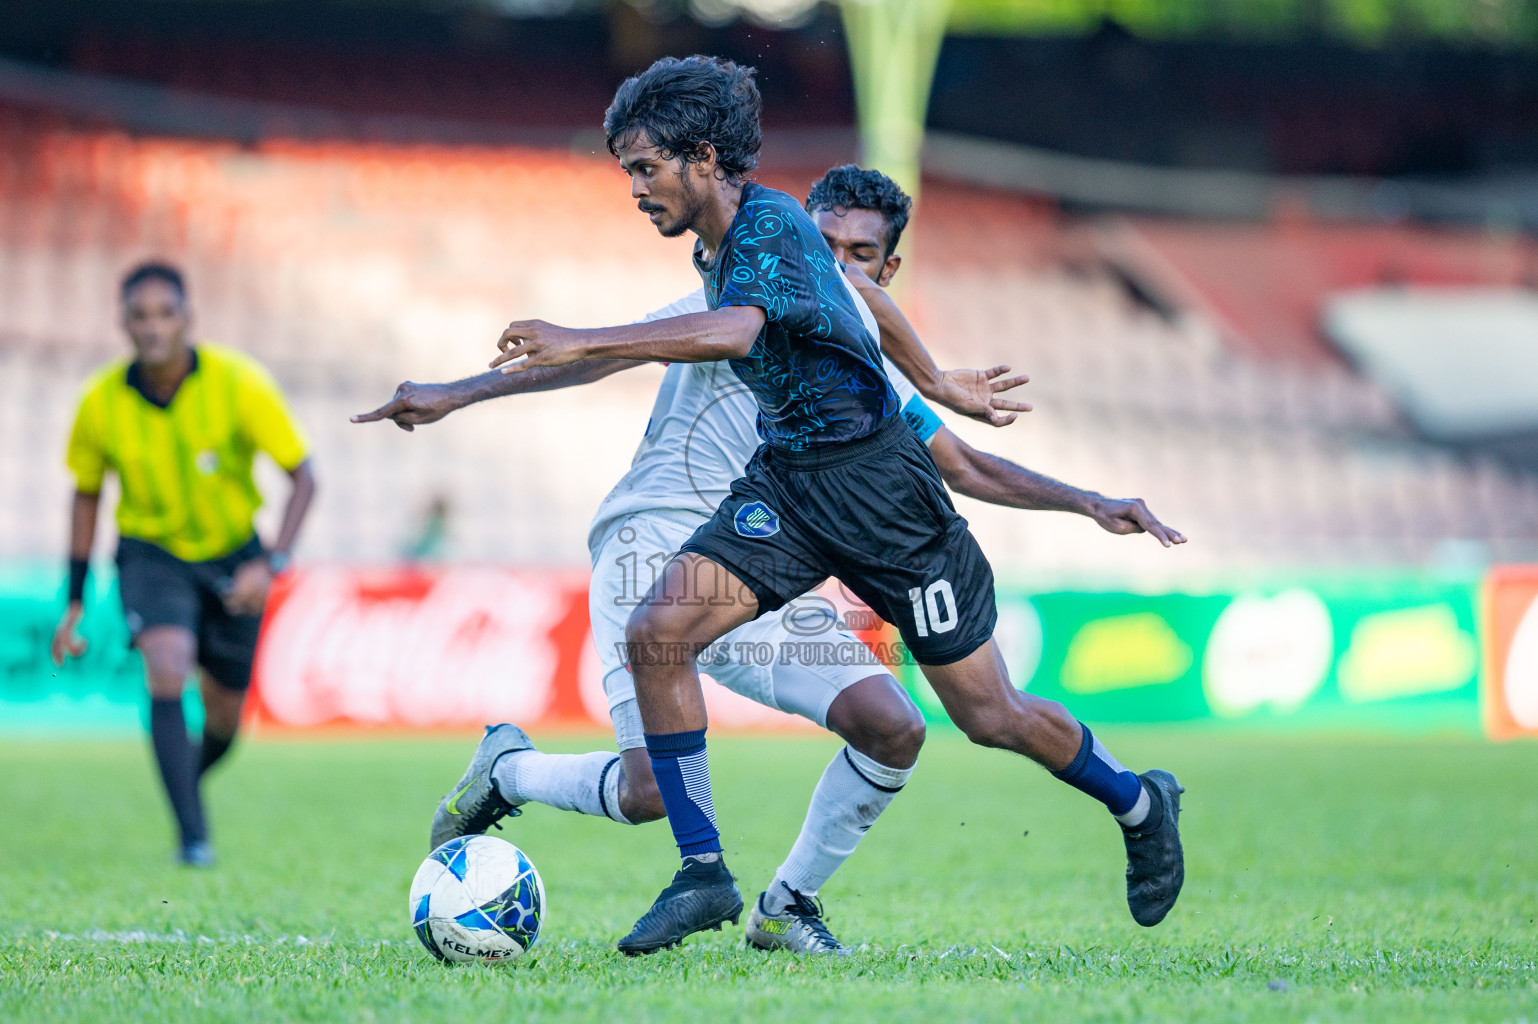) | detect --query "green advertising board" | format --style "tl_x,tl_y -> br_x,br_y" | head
902,579 -> 1482,734
0,561 -> 1486,736
0,563 -> 194,734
